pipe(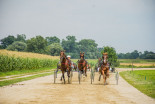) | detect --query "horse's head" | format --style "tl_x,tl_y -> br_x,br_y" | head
102,52 -> 108,64
80,52 -> 85,60
60,51 -> 66,63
